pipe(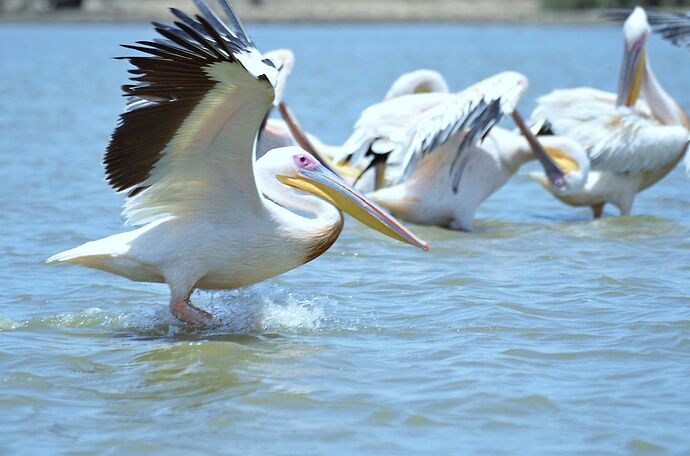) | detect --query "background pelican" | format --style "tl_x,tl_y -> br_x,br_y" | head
529,7 -> 690,218
609,7 -> 690,175
333,72 -> 588,231
47,0 -> 427,325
